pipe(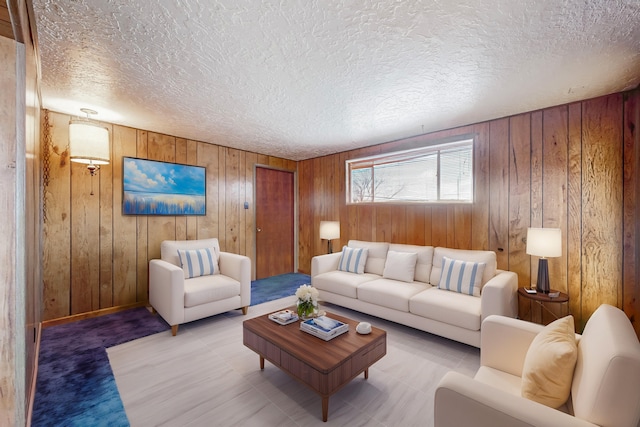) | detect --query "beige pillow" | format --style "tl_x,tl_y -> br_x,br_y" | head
521,315 -> 578,408
382,251 -> 418,283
